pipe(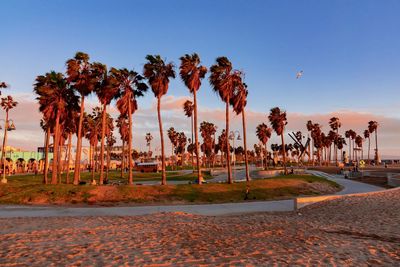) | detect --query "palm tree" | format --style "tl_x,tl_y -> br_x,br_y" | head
143,55 -> 175,185
268,107 -> 288,174
355,135 -> 363,161
116,114 -> 129,178
106,132 -> 116,182
345,130 -> 352,162
93,63 -> 119,184
183,100 -> 194,170
199,121 -> 217,168
350,130 -> 357,161
40,118 -> 51,184
336,135 -> 346,162
231,82 -> 250,181
329,117 -> 341,165
113,68 -> 148,185
256,123 -> 272,170
306,120 -> 314,164
83,110 -> 101,184
67,52 -> 98,185
167,127 -> 179,168
34,72 -> 77,184
368,121 -> 379,162
63,110 -> 79,184
179,54 -> 207,183
145,133 -> 153,158
0,96 -> 17,183
364,129 -> 371,164
209,57 -> 242,184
